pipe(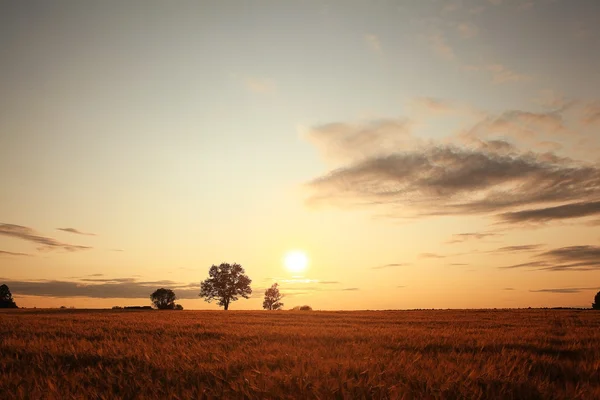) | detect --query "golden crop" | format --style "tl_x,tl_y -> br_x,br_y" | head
1,309 -> 599,399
